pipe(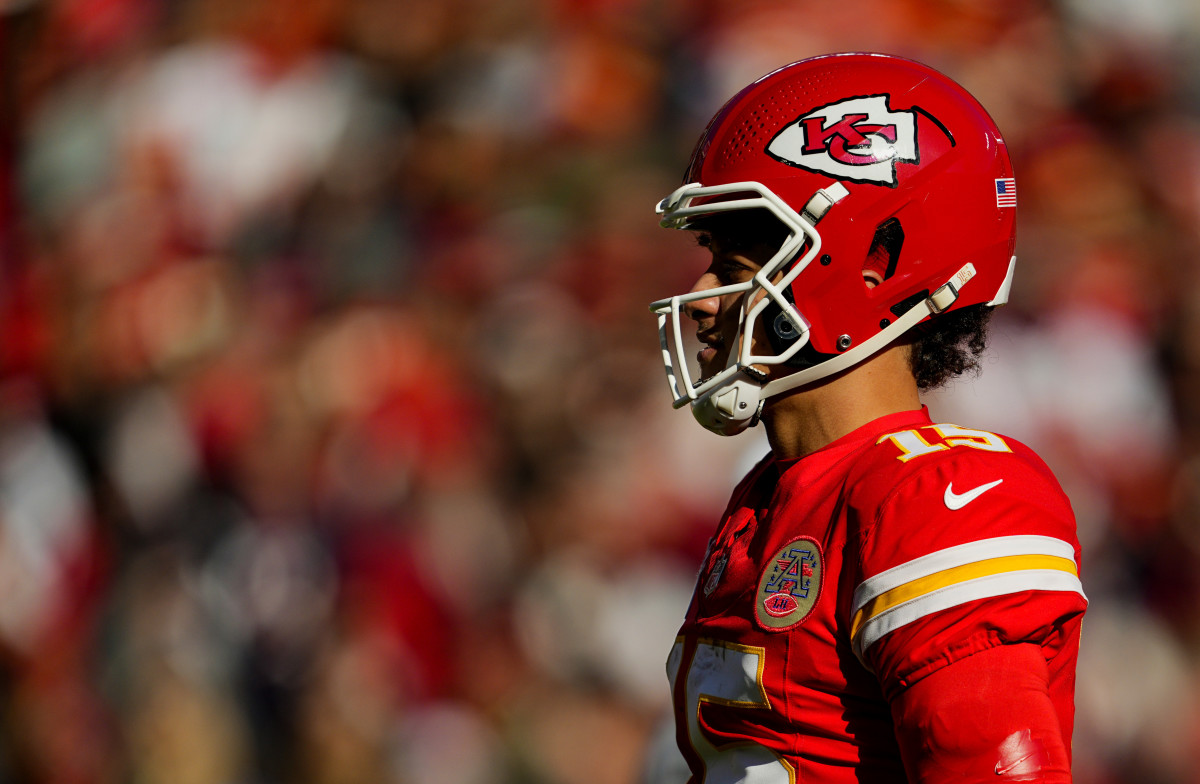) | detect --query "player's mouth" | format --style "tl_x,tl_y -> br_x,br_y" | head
697,332 -> 724,365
